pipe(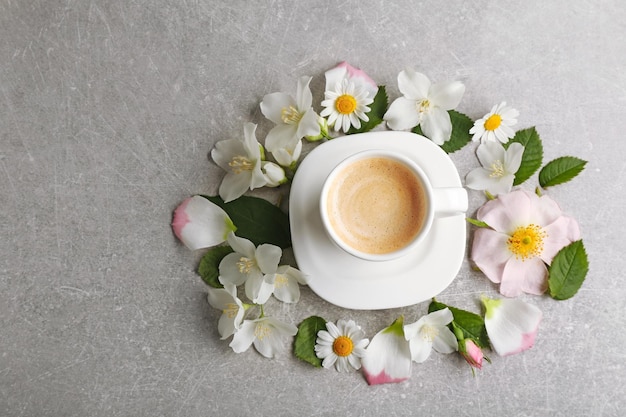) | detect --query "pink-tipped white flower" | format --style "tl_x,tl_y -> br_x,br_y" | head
384,68 -> 465,145
211,122 -> 267,202
361,317 -> 412,385
403,308 -> 458,363
471,189 -> 581,297
482,296 -> 542,356
206,283 -> 245,340
229,316 -> 298,358
218,233 -> 282,304
171,196 -> 236,250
